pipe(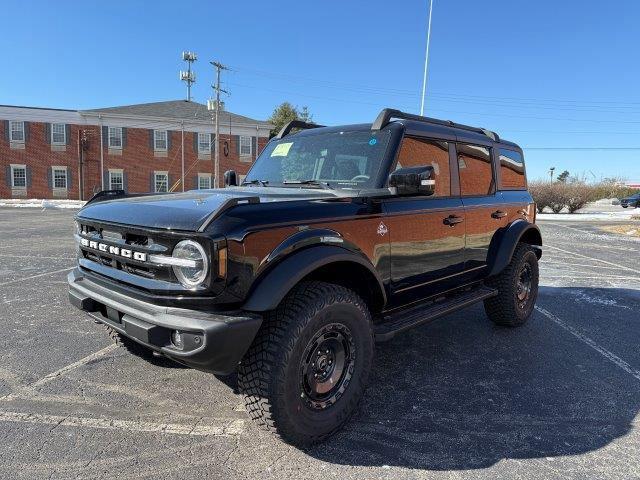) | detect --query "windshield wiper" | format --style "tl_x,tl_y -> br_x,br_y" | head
282,179 -> 334,190
242,179 -> 269,187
